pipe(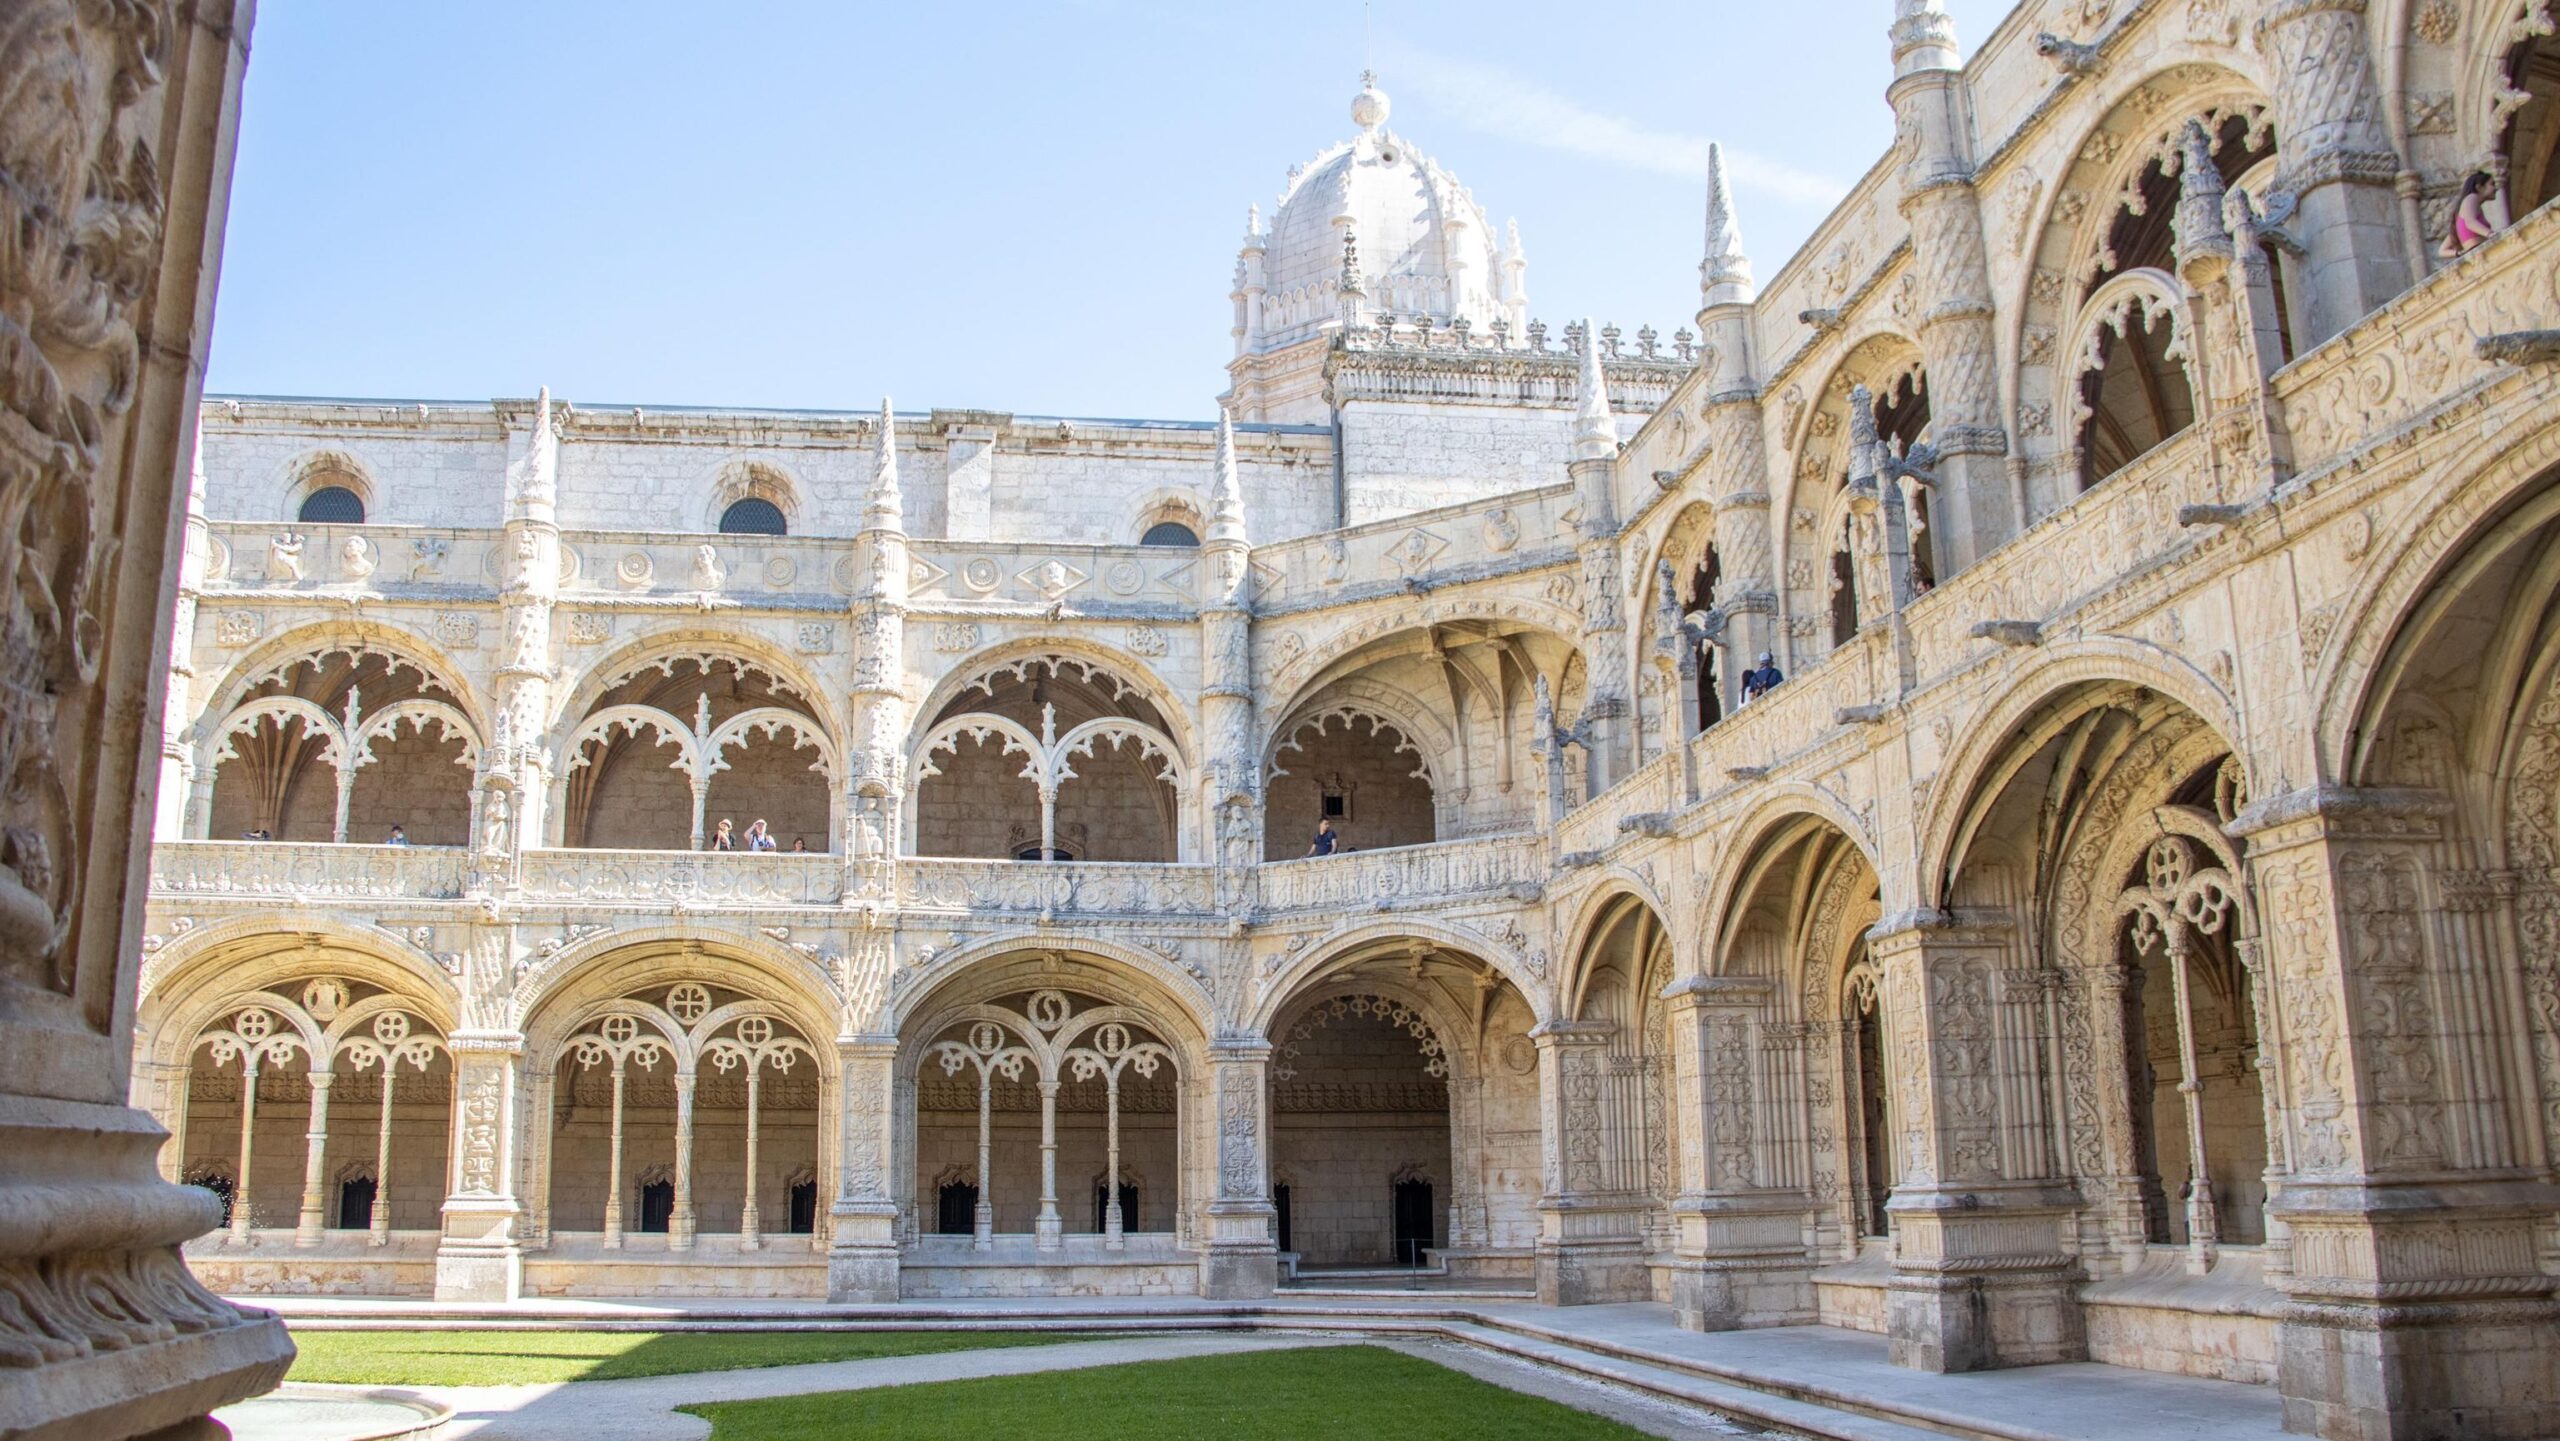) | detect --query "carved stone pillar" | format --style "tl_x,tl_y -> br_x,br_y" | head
2261,0 -> 2411,346
1199,1038 -> 1277,1299
1888,65 -> 2009,569
828,1036 -> 900,1301
1662,977 -> 1816,1331
0,3 -> 289,1432
1870,914 -> 2085,1373
846,401 -> 910,904
156,445 -> 211,842
1532,1021 -> 1651,1305
434,1033 -> 526,1302
2232,787 -> 2560,1441
1570,450 -> 1632,794
489,393 -> 560,872
293,1071 -> 335,1247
